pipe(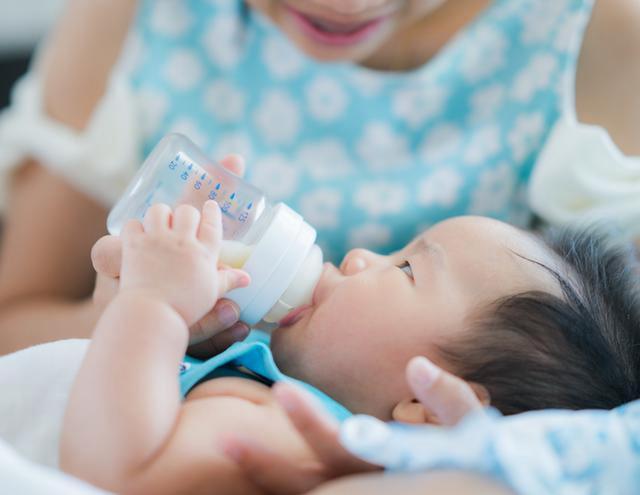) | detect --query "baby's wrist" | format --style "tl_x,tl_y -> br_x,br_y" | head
111,290 -> 190,333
